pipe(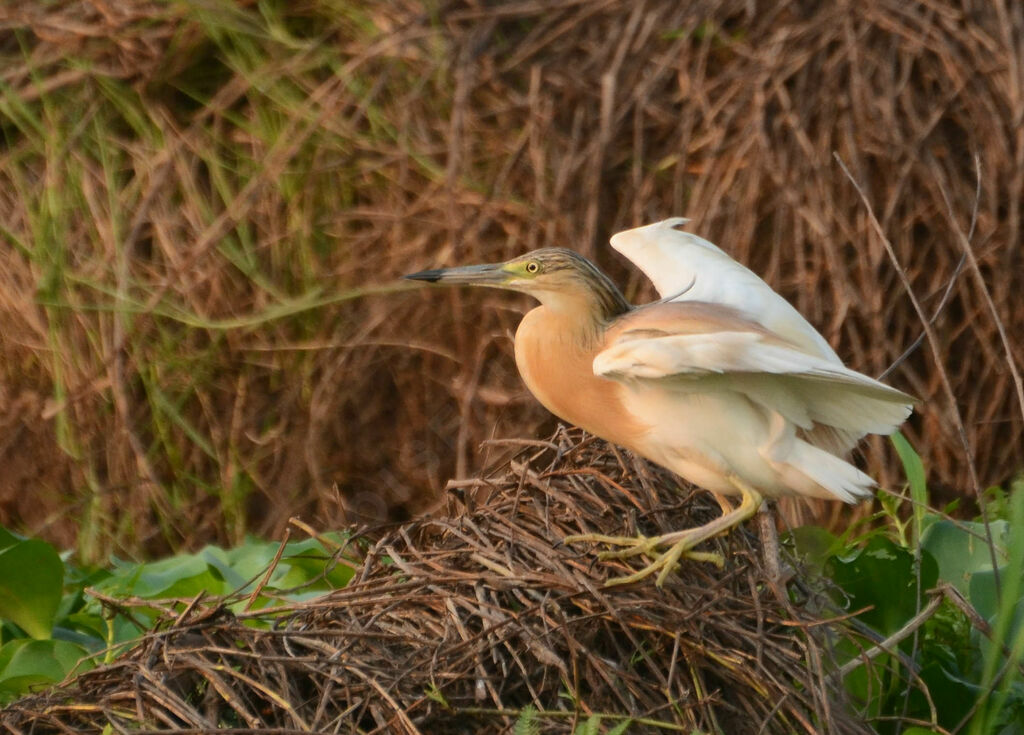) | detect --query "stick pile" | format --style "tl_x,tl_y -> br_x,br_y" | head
3,429 -> 874,734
